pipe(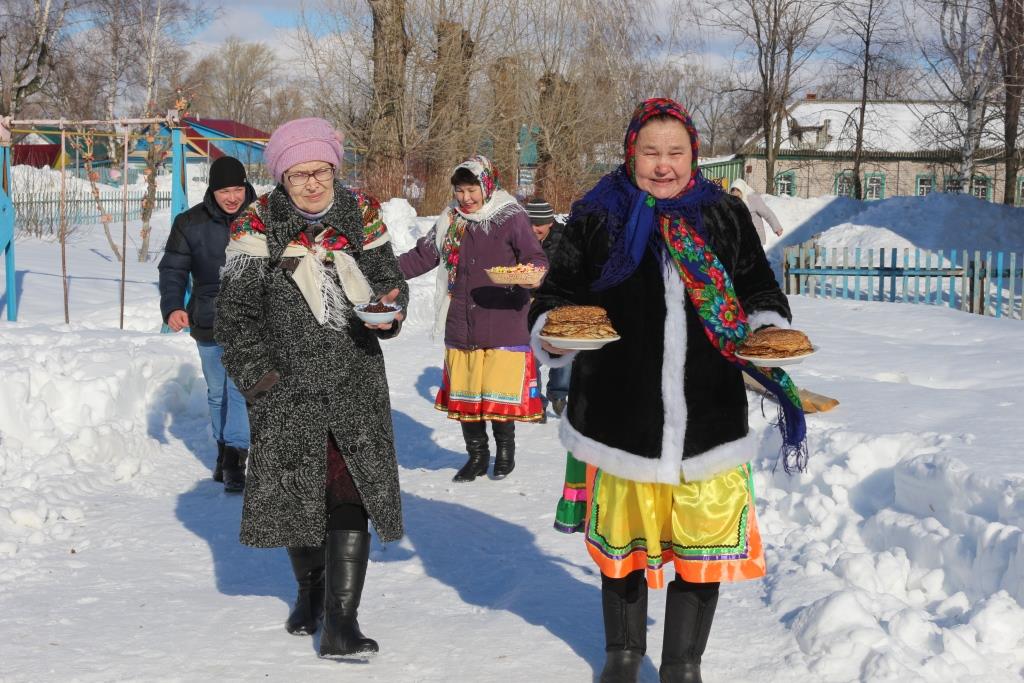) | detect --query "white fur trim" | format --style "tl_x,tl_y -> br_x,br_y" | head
560,418 -> 667,482
530,313 -> 577,368
562,418 -> 757,484
559,260 -> 756,484
679,431 -> 759,482
747,310 -> 791,331
657,262 -> 688,484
